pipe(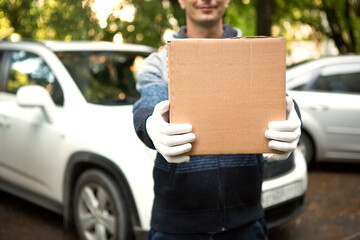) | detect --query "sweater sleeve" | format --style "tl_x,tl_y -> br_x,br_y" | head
132,50 -> 169,149
286,93 -> 302,128
293,98 -> 303,129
